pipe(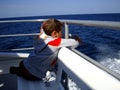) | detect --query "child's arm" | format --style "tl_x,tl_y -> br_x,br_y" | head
36,29 -> 48,39
60,37 -> 81,49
